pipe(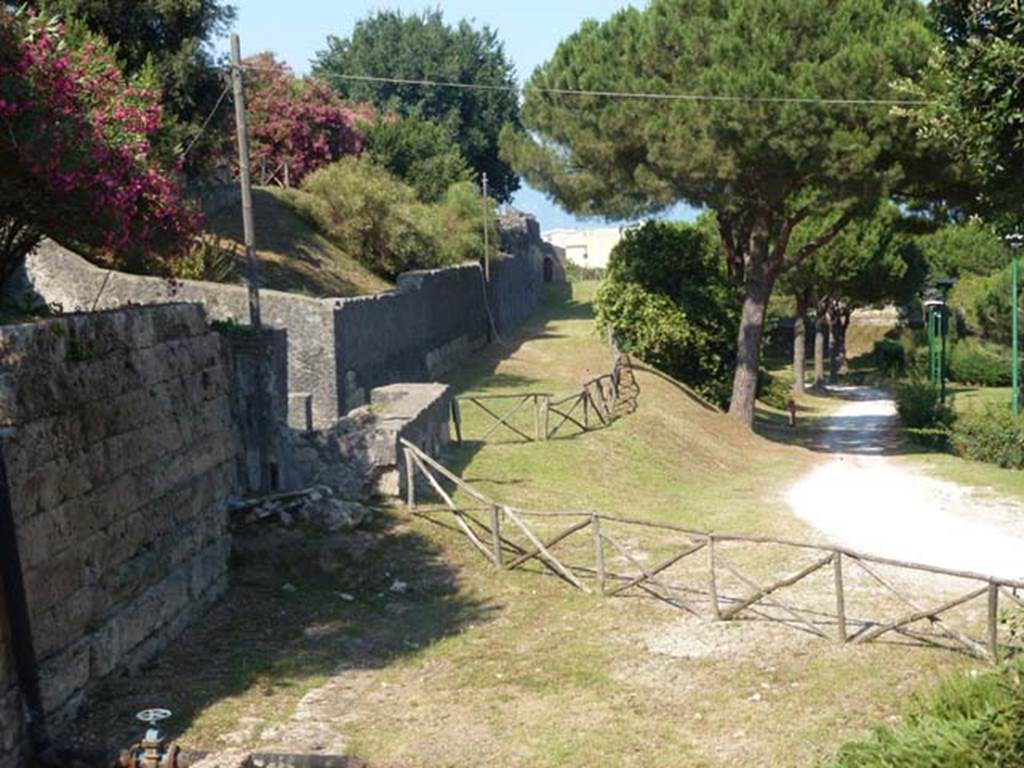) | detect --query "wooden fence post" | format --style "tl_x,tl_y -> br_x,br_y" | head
533,394 -> 542,441
834,552 -> 847,644
490,506 -> 504,568
708,536 -> 721,619
451,399 -> 463,445
988,582 -> 999,661
404,448 -> 416,509
593,515 -> 605,596
582,390 -> 590,430
543,395 -> 551,440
